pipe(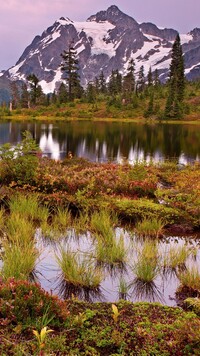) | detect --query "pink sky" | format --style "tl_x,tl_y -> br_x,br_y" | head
0,0 -> 200,70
